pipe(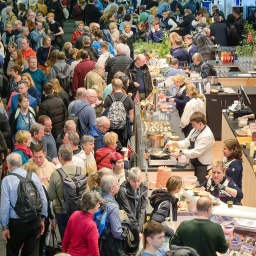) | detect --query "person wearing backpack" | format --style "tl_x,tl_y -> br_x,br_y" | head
102,78 -> 134,147
47,144 -> 86,240
190,52 -> 215,79
48,51 -> 72,94
99,174 -> 124,255
1,152 -> 47,256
